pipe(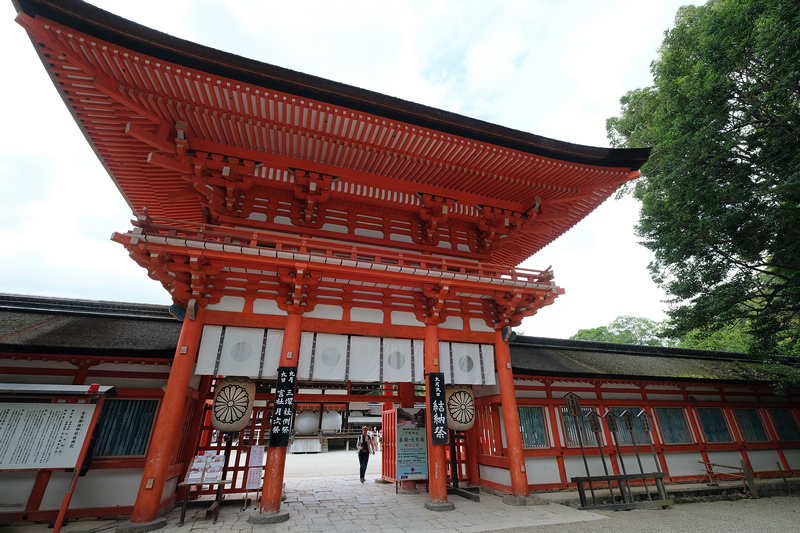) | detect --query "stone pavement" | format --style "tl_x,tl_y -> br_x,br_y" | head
167,476 -> 604,533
